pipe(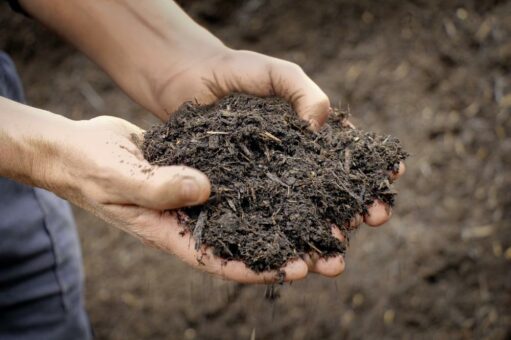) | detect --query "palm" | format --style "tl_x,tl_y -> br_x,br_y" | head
72,116 -> 309,283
